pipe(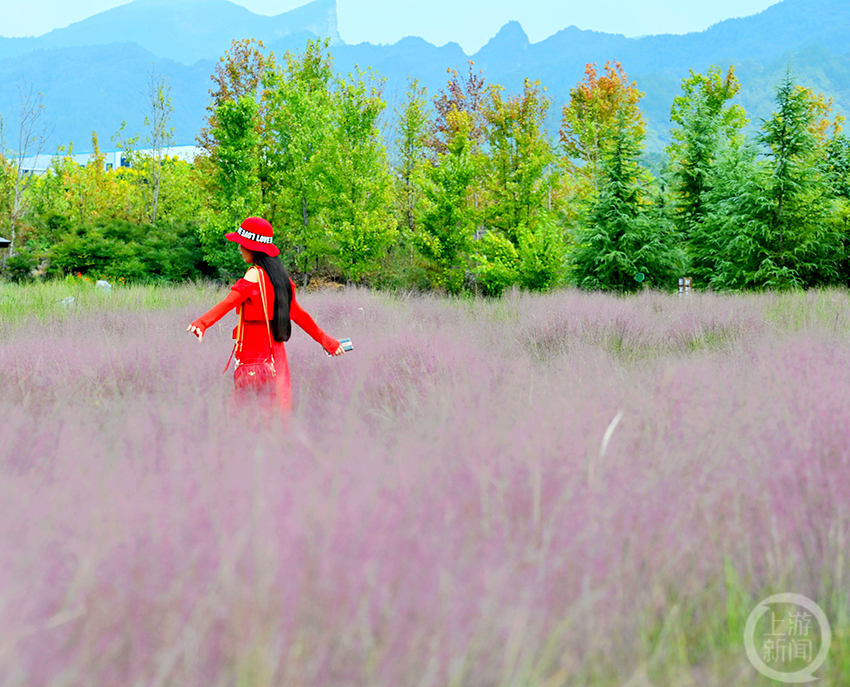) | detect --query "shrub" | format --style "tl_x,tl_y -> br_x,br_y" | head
3,251 -> 37,282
